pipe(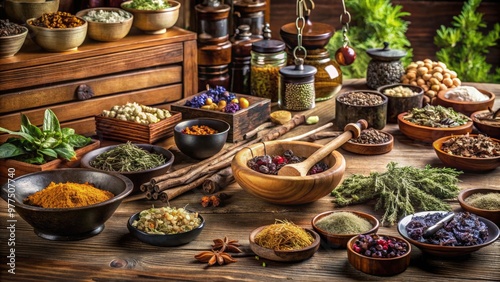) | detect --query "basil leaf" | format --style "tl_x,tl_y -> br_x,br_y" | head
22,124 -> 43,139
23,154 -> 47,165
40,136 -> 60,149
43,109 -> 61,133
53,143 -> 76,161
67,134 -> 91,148
0,126 -> 35,143
61,127 -> 75,138
20,113 -> 32,128
0,143 -> 26,158
39,148 -> 58,159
